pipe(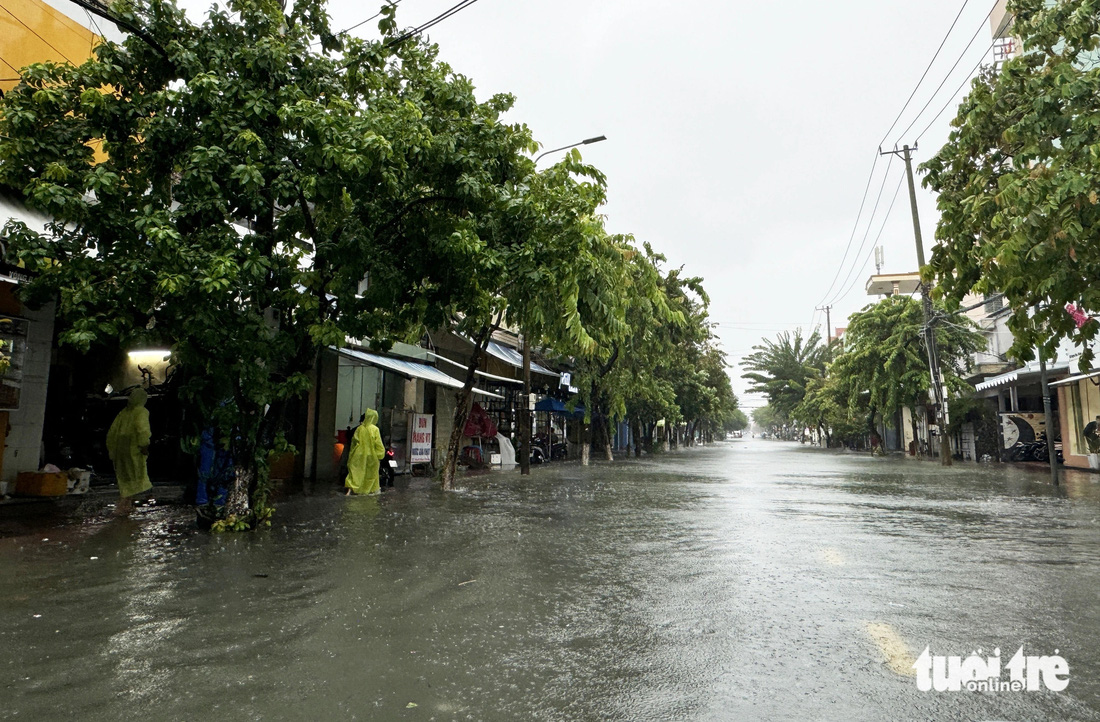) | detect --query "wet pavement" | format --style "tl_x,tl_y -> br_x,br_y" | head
2,439 -> 1100,720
